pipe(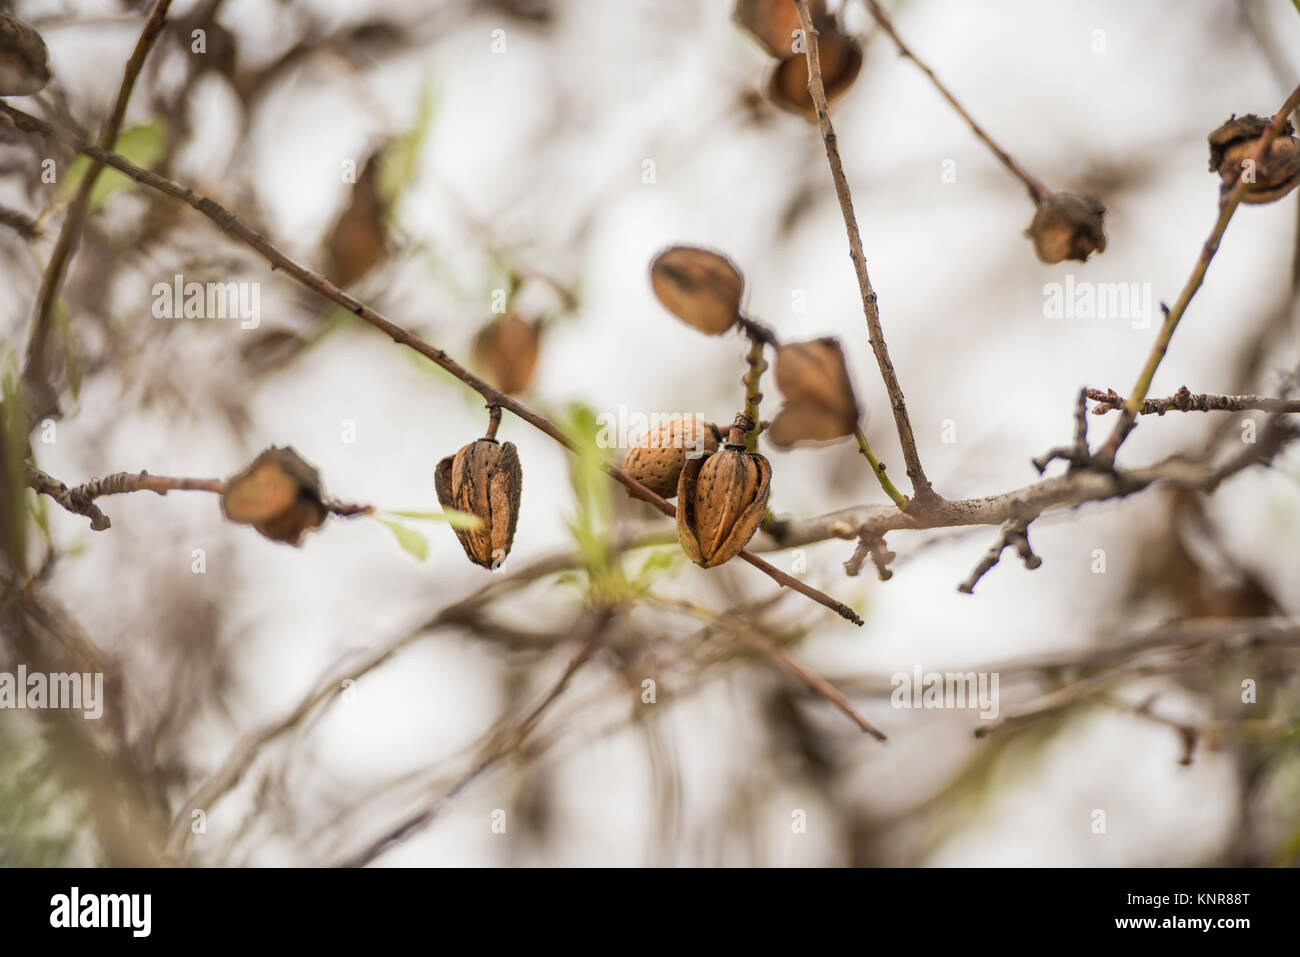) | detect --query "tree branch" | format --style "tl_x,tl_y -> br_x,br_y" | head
0,101 -> 864,626
1088,384 -> 1300,416
1100,82 -> 1300,462
22,0 -> 174,422
791,0 -> 938,506
860,0 -> 1050,203
27,464 -> 370,531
